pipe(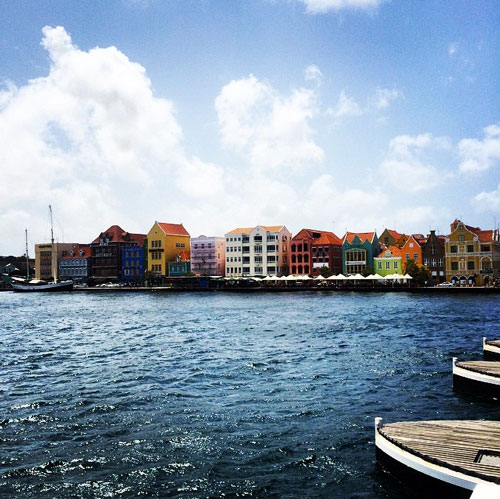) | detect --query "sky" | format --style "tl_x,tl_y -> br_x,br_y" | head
0,0 -> 499,255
